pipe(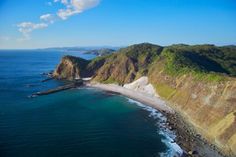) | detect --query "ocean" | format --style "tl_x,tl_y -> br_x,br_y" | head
0,50 -> 182,157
